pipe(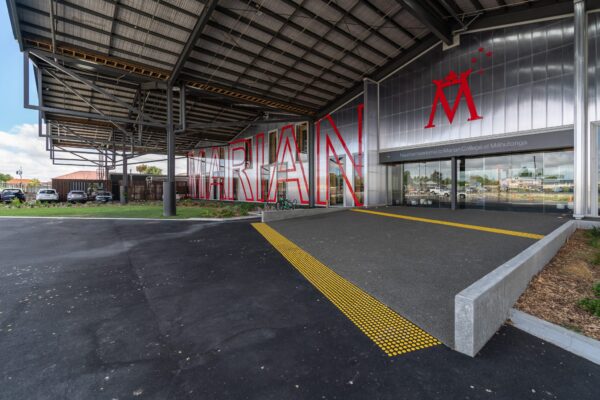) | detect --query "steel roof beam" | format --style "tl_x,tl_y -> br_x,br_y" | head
185,117 -> 308,131
45,69 -> 132,141
169,0 -> 216,85
397,1 -> 453,45
30,50 -> 162,125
